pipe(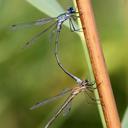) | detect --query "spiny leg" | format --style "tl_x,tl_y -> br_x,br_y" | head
69,18 -> 82,32
84,89 -> 100,104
